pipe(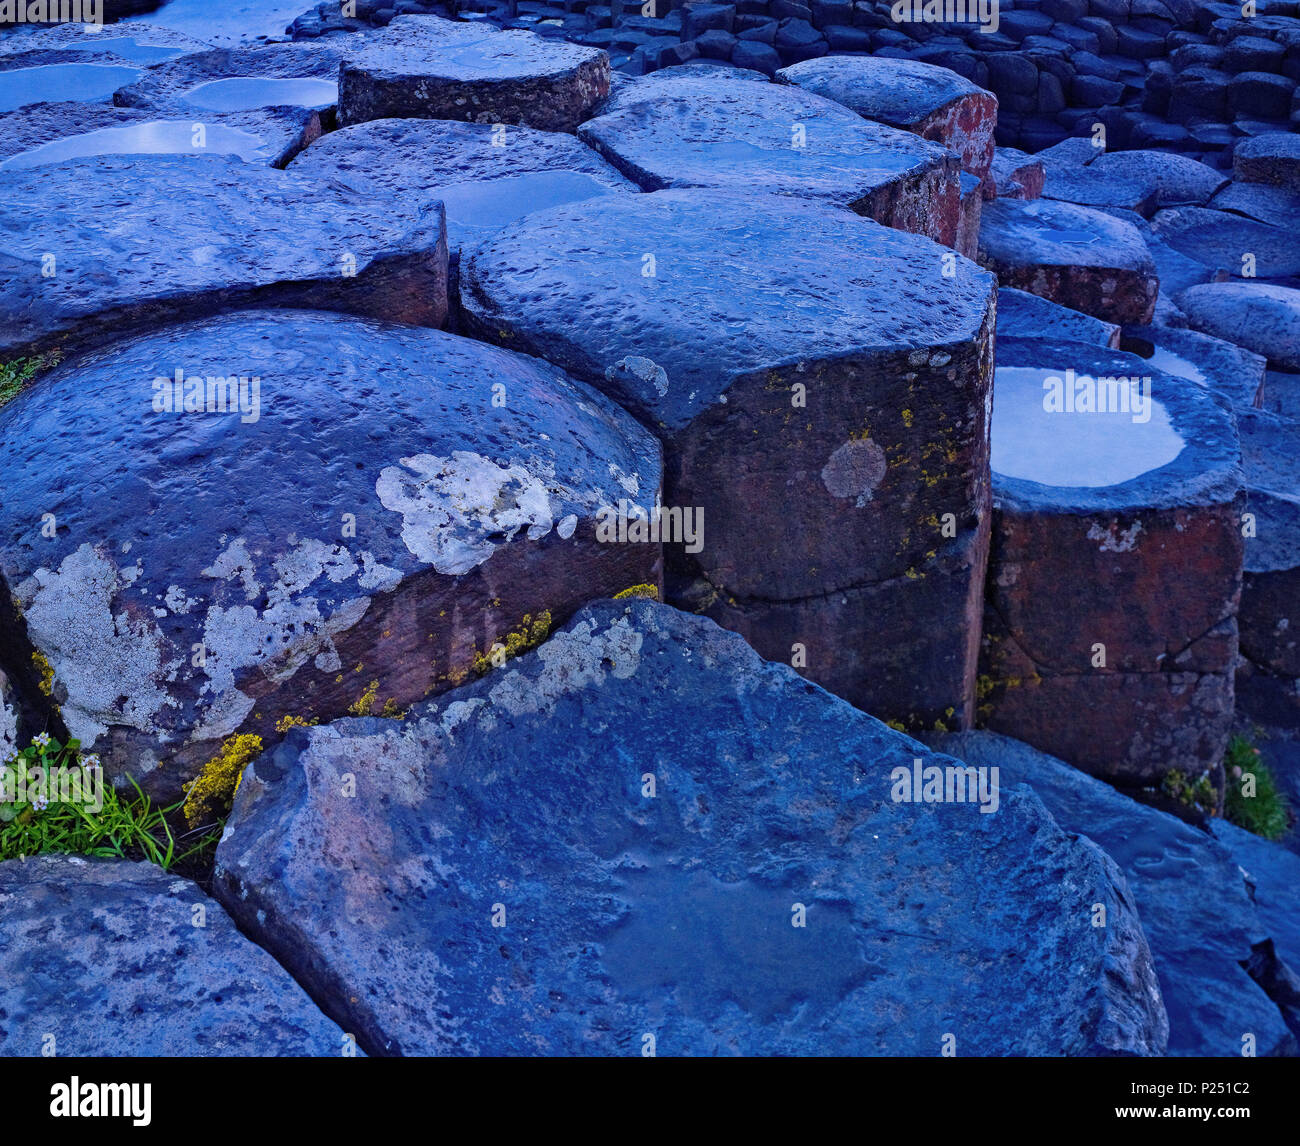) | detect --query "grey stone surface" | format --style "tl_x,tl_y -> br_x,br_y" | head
997,286 -> 1121,348
1178,283 -> 1300,370
1211,179 -> 1300,229
0,21 -> 211,63
1120,323 -> 1268,409
0,855 -> 351,1056
1088,149 -> 1230,207
1234,132 -> 1300,193
214,598 -> 1168,1057
0,154 -> 449,362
